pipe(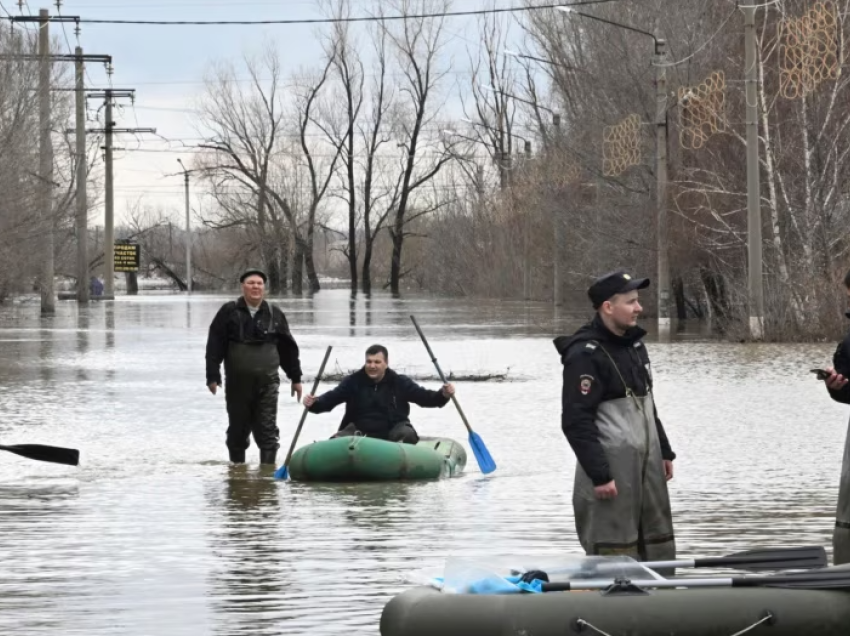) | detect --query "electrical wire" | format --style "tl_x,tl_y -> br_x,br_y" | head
0,1 -> 625,26
655,4 -> 738,67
